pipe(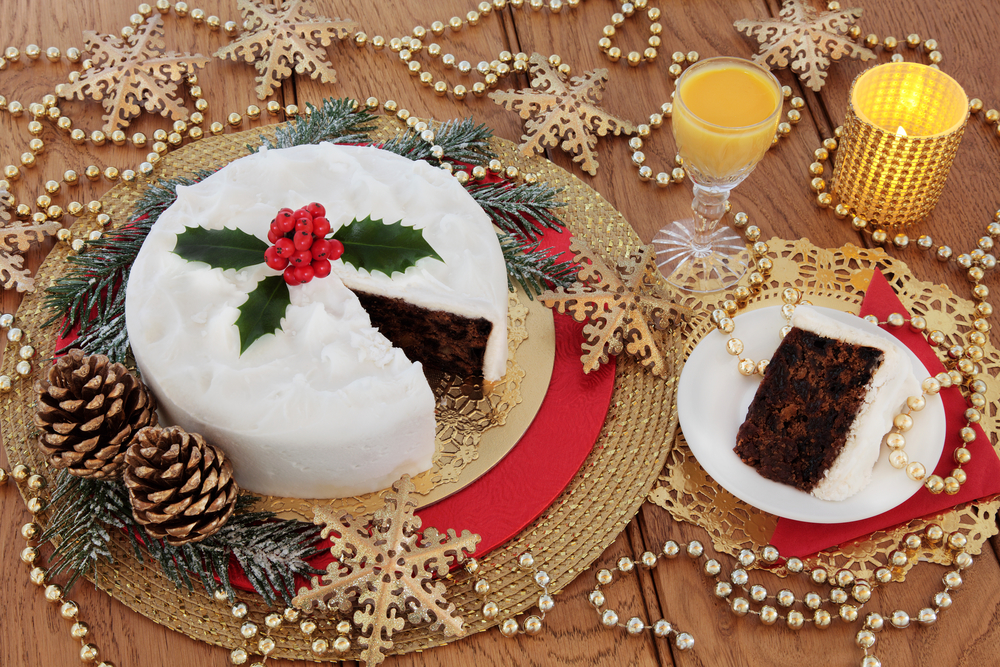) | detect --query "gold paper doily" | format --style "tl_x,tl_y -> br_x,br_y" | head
0,116 -> 681,661
256,284 -> 556,520
648,237 -> 1000,581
